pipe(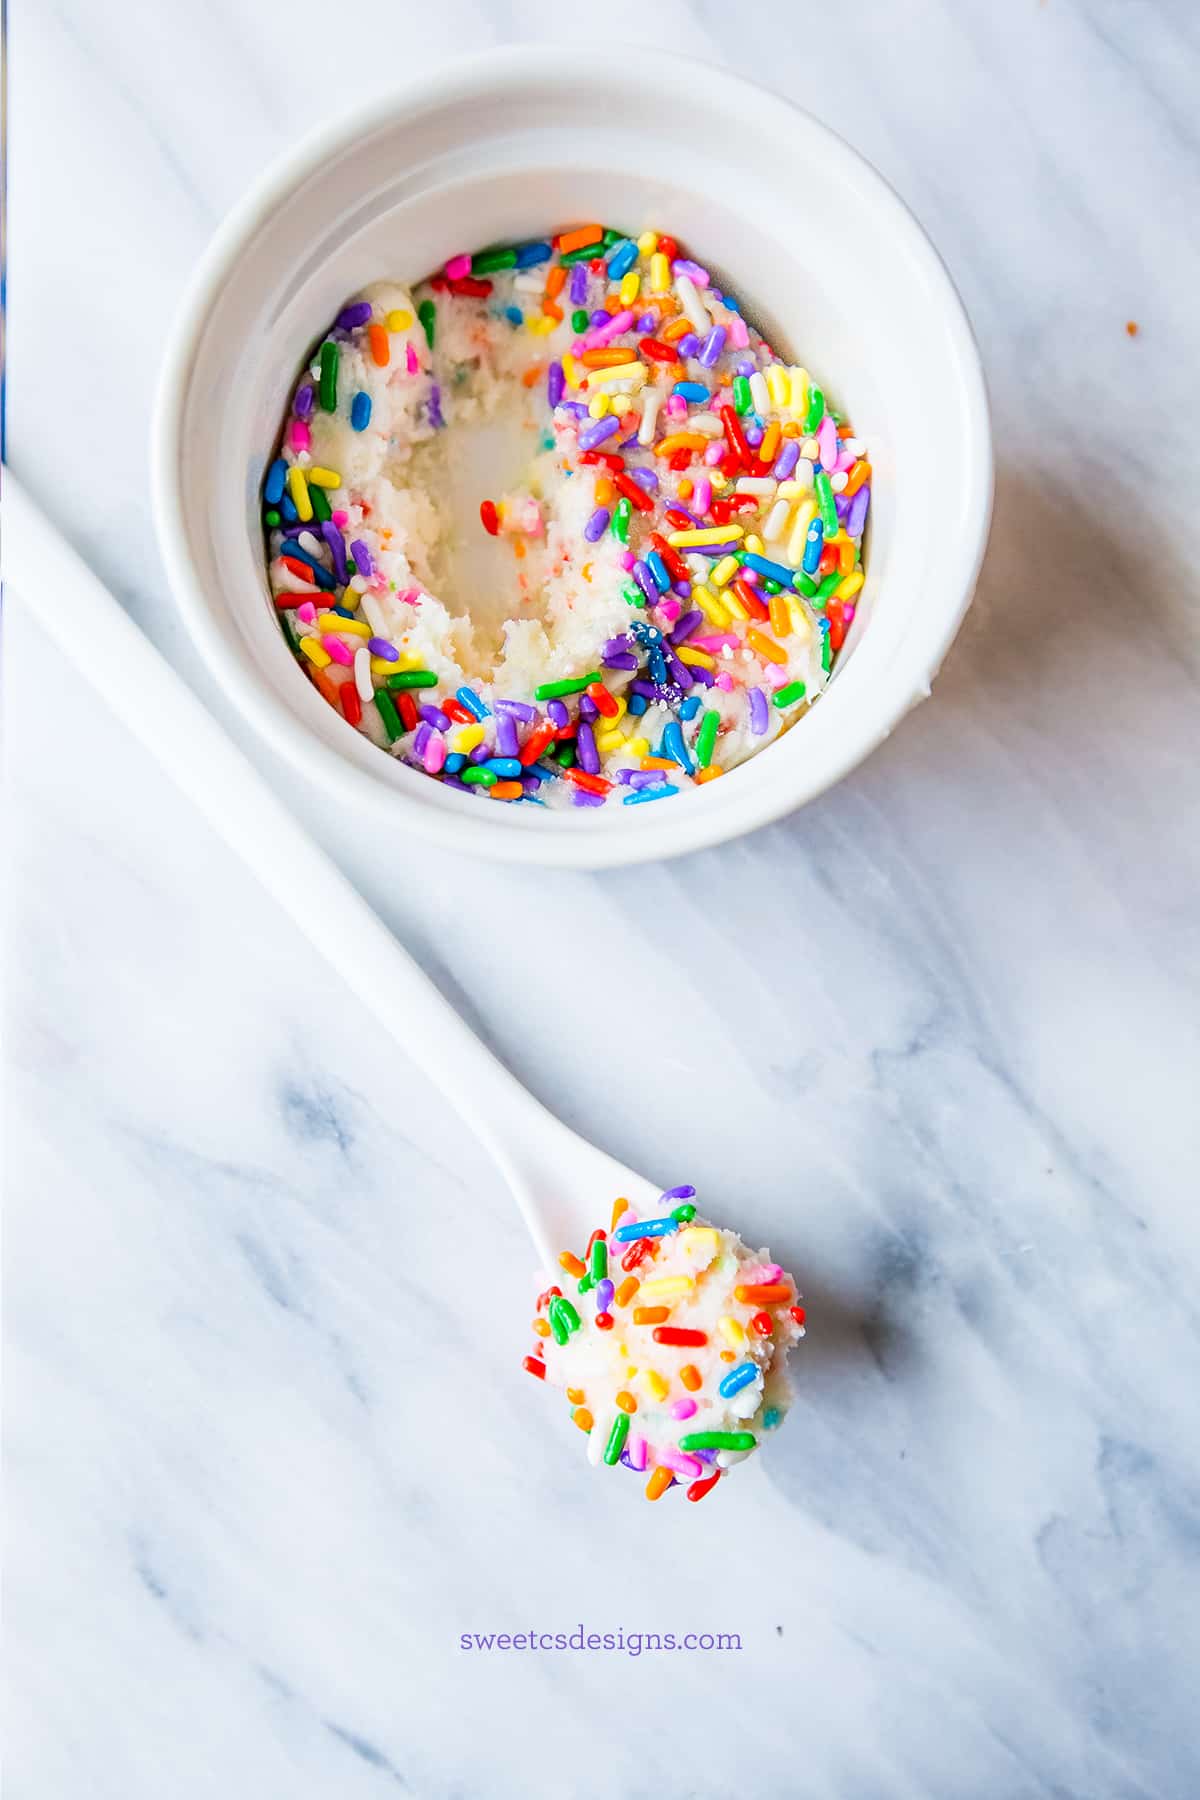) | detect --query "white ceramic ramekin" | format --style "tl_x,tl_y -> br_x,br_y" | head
153,46 -> 992,869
